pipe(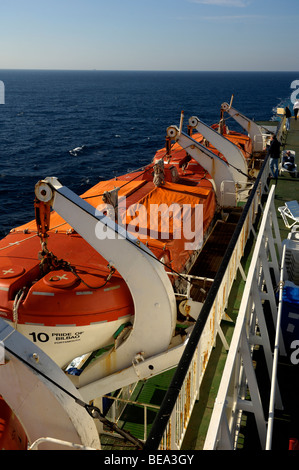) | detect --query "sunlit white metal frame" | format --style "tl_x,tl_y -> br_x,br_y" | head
203,184 -> 285,450
278,200 -> 299,229
220,102 -> 266,154
150,159 -> 270,450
